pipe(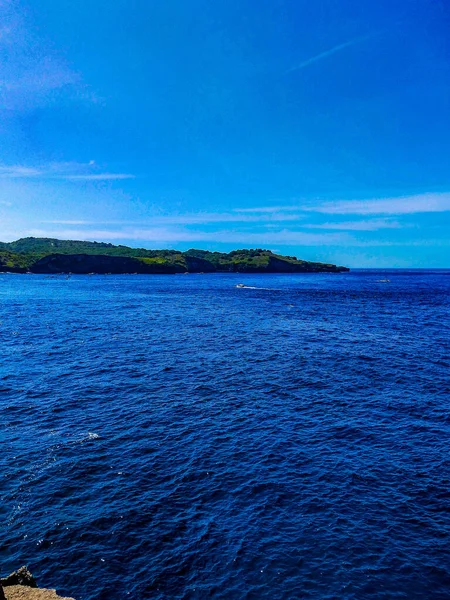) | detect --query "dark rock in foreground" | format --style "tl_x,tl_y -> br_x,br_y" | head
1,568 -> 73,600
1,567 -> 37,589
